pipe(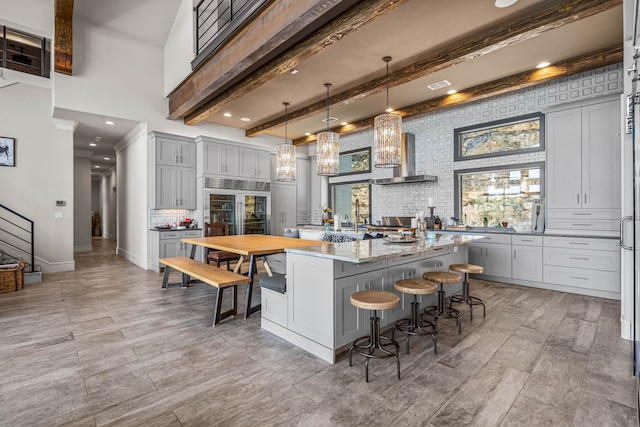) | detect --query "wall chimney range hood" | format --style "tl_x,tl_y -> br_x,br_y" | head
370,133 -> 437,185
